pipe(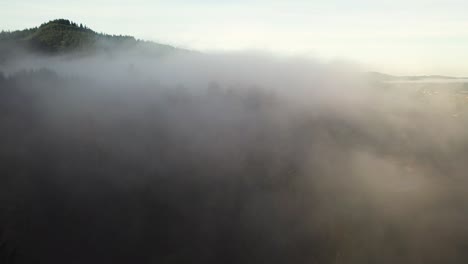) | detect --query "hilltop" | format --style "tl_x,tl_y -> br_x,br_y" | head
0,19 -> 186,58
